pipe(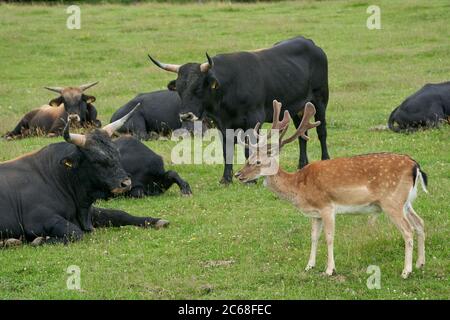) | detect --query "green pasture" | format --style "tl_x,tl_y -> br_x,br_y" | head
0,0 -> 448,299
